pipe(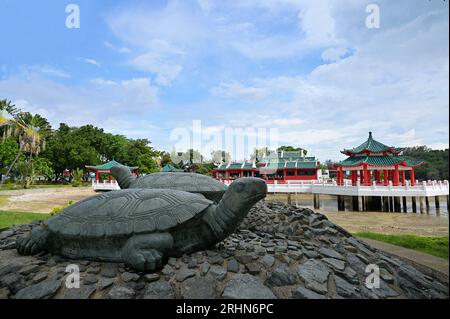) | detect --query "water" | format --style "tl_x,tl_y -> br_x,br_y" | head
266,193 -> 449,218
